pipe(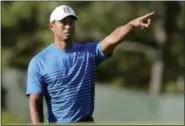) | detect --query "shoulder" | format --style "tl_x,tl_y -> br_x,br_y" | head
36,44 -> 54,59
84,41 -> 100,47
28,44 -> 54,67
33,44 -> 54,61
73,41 -> 101,52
